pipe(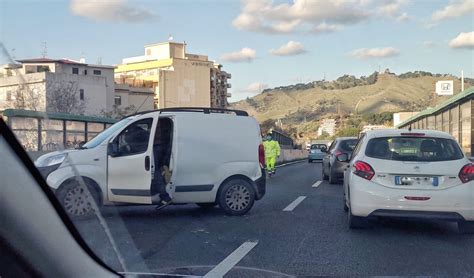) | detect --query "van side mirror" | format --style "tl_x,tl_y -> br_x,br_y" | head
108,141 -> 119,157
337,153 -> 350,162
